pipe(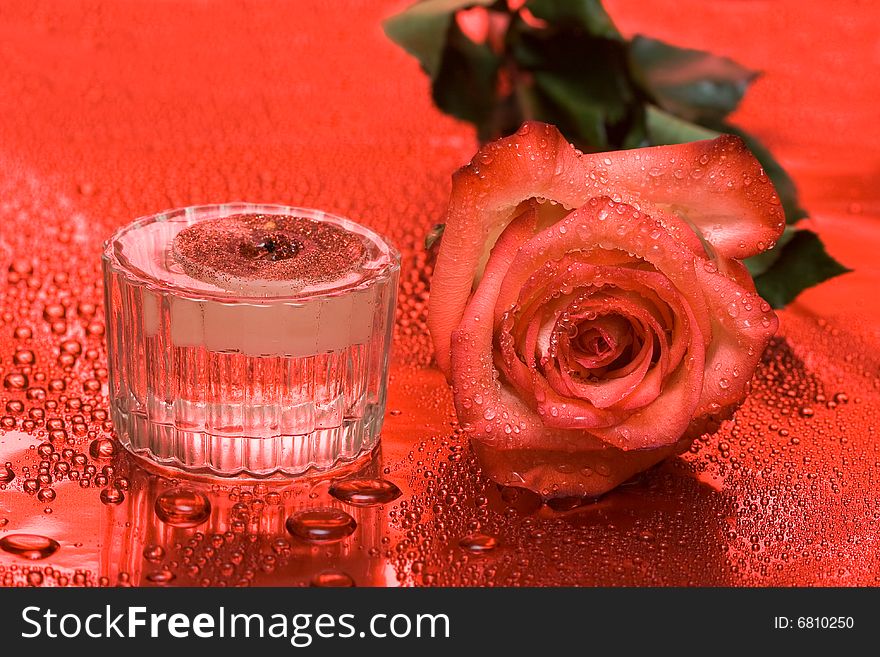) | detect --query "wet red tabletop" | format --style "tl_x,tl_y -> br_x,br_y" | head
0,0 -> 878,586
